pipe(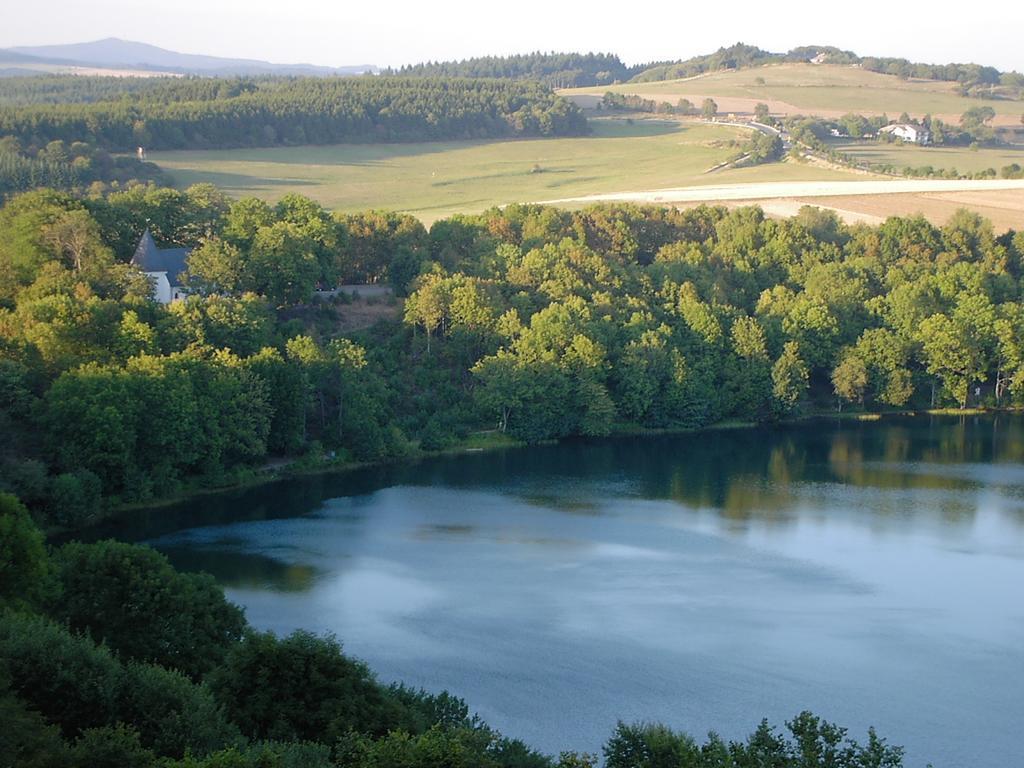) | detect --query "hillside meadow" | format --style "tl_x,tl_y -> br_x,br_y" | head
152,117 -> 861,223
565,63 -> 1024,125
